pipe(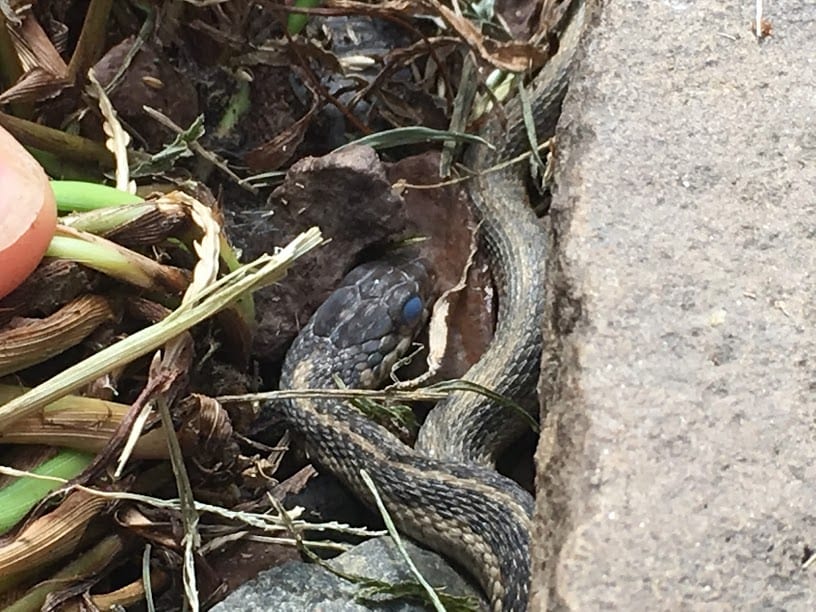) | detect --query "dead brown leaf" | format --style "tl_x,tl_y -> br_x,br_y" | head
177,394 -> 239,472
115,506 -> 177,549
0,490 -> 108,577
0,385 -> 168,460
0,10 -> 70,105
244,100 -> 319,171
80,570 -> 170,611
0,260 -> 98,327
387,152 -> 494,380
63,202 -> 192,248
423,0 -> 548,72
0,295 -> 115,377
